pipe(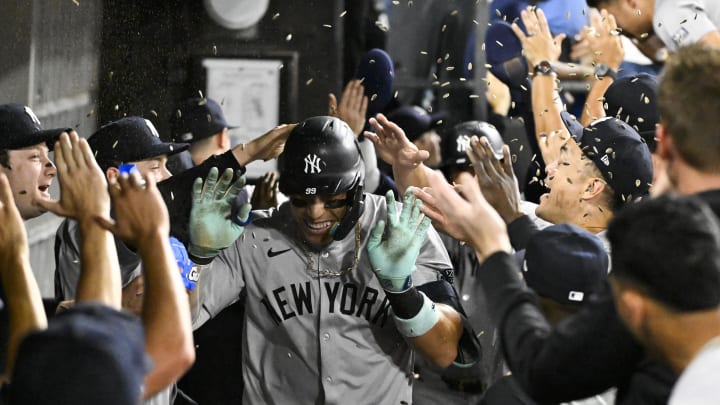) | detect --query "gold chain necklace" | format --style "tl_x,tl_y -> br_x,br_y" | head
302,223 -> 361,278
